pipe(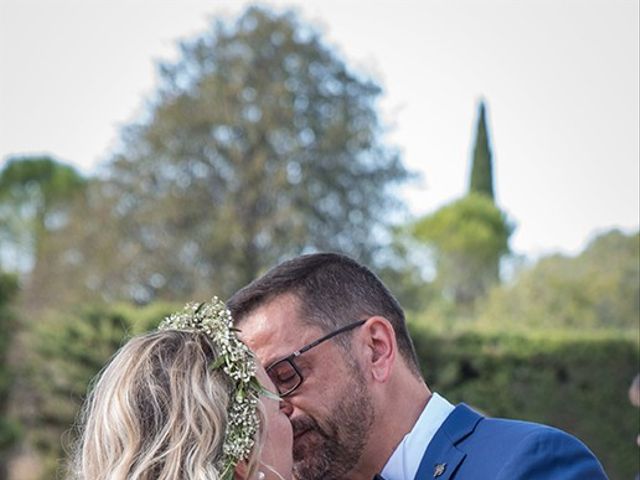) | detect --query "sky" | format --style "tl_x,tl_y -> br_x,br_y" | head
1,0 -> 638,258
